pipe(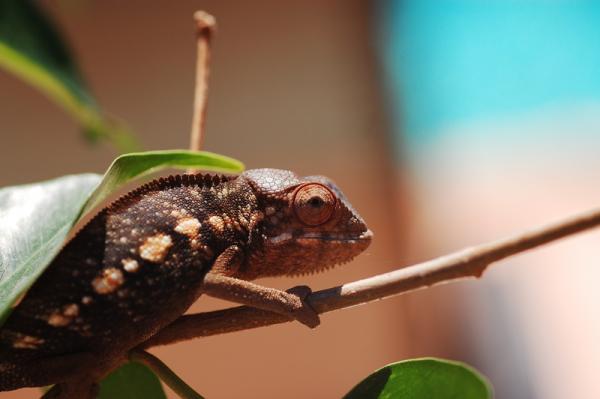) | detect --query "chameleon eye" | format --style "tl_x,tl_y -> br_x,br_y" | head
293,183 -> 336,226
